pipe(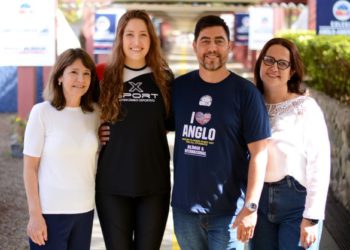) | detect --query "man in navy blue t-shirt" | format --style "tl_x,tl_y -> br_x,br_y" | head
171,15 -> 270,250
